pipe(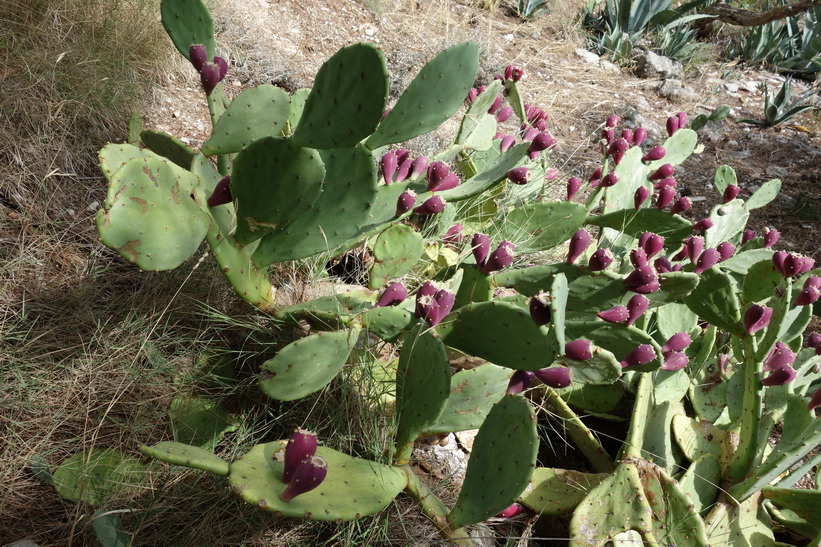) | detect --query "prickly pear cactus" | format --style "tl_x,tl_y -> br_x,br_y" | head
160,0 -> 215,60
519,468 -> 609,516
139,441 -> 229,476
